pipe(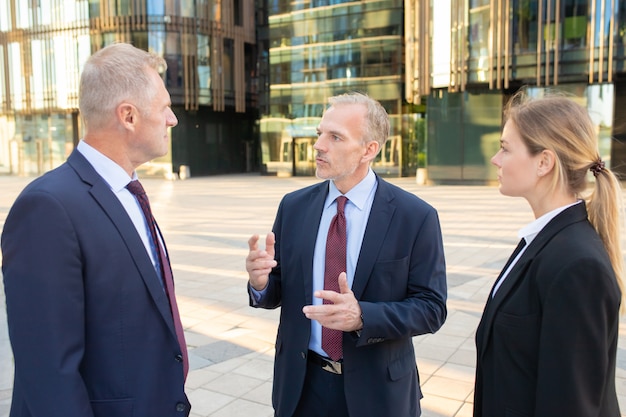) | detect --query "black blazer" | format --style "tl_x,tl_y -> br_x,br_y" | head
249,177 -> 447,417
474,202 -> 621,417
2,150 -> 190,417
